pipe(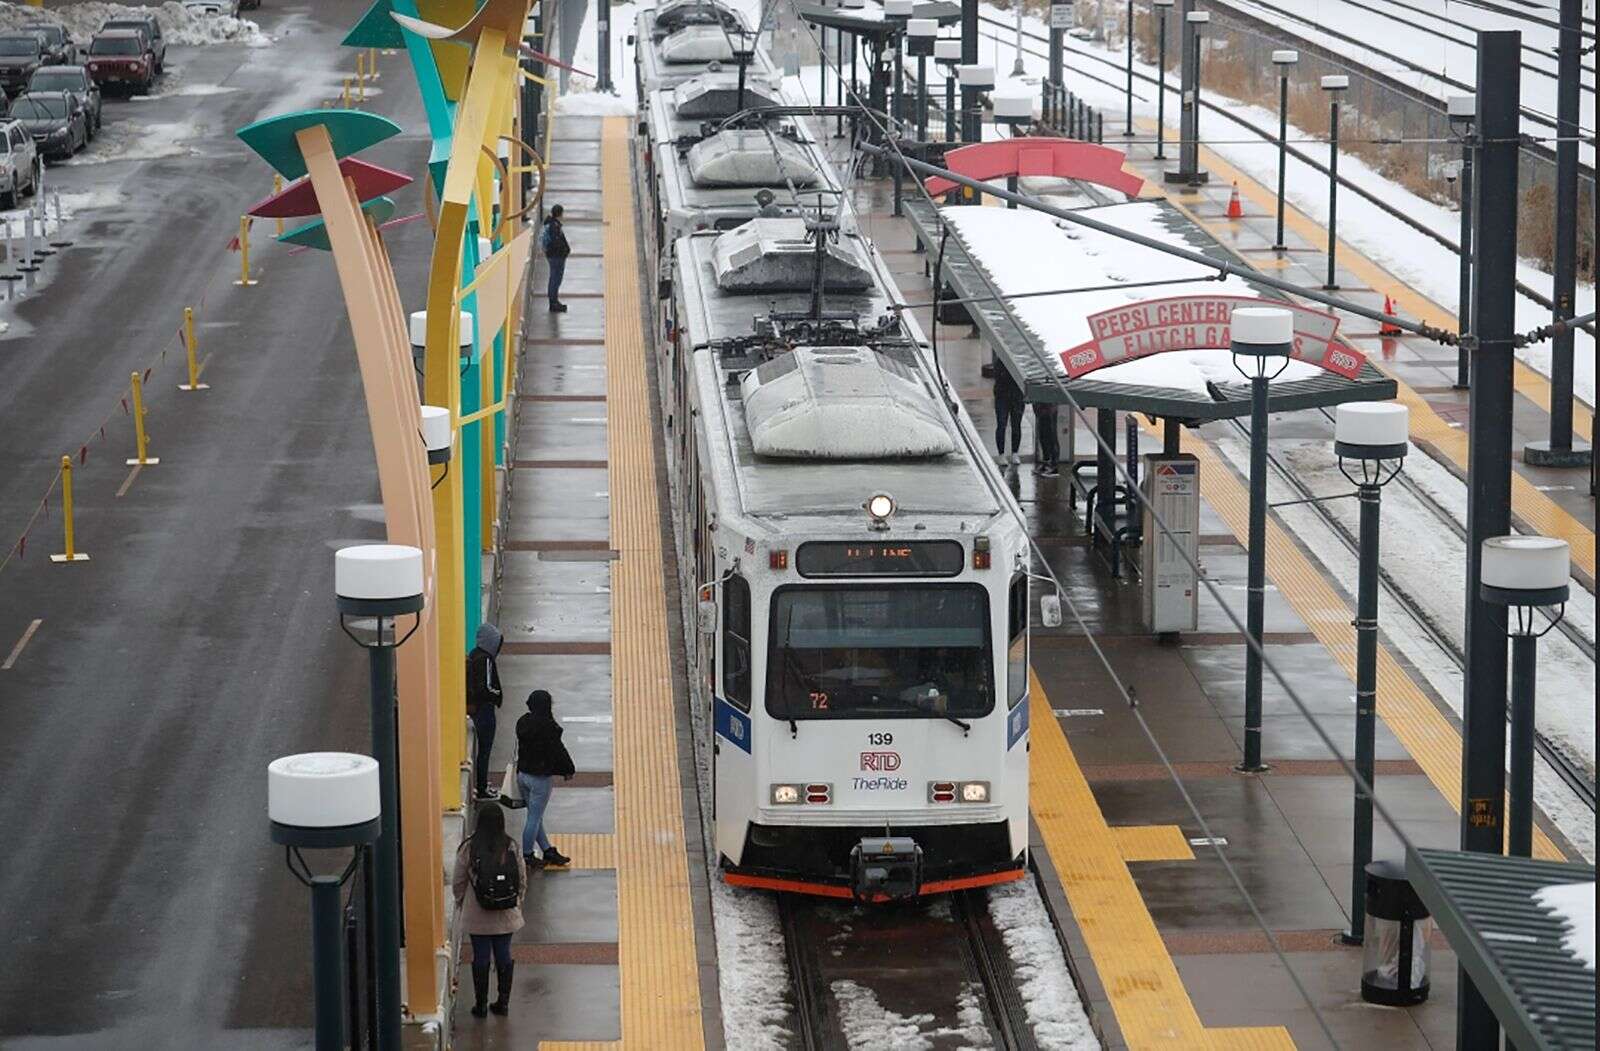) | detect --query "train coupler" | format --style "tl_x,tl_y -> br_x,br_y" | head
850,837 -> 923,903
